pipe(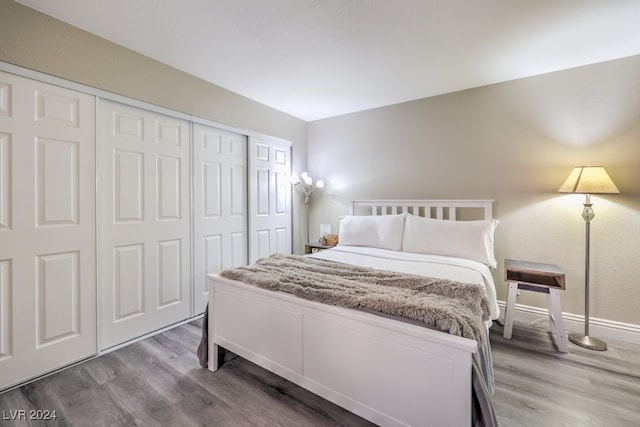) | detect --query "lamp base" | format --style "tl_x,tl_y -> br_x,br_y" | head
568,333 -> 607,351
